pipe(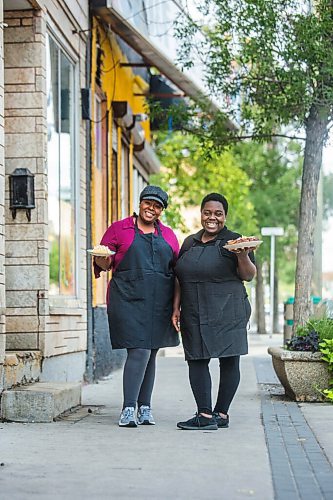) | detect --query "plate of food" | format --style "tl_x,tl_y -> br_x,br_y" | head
223,236 -> 263,250
87,245 -> 115,257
